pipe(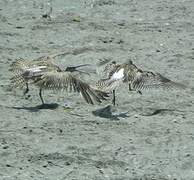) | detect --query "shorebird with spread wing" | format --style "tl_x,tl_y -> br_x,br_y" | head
9,56 -> 109,105
95,59 -> 186,105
